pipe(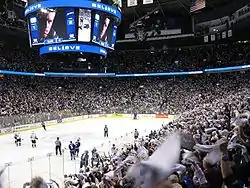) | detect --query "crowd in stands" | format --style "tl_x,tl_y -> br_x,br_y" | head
0,74 -> 249,126
105,42 -> 250,73
0,72 -> 248,188
10,72 -> 248,188
0,42 -> 249,73
0,40 -> 249,187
